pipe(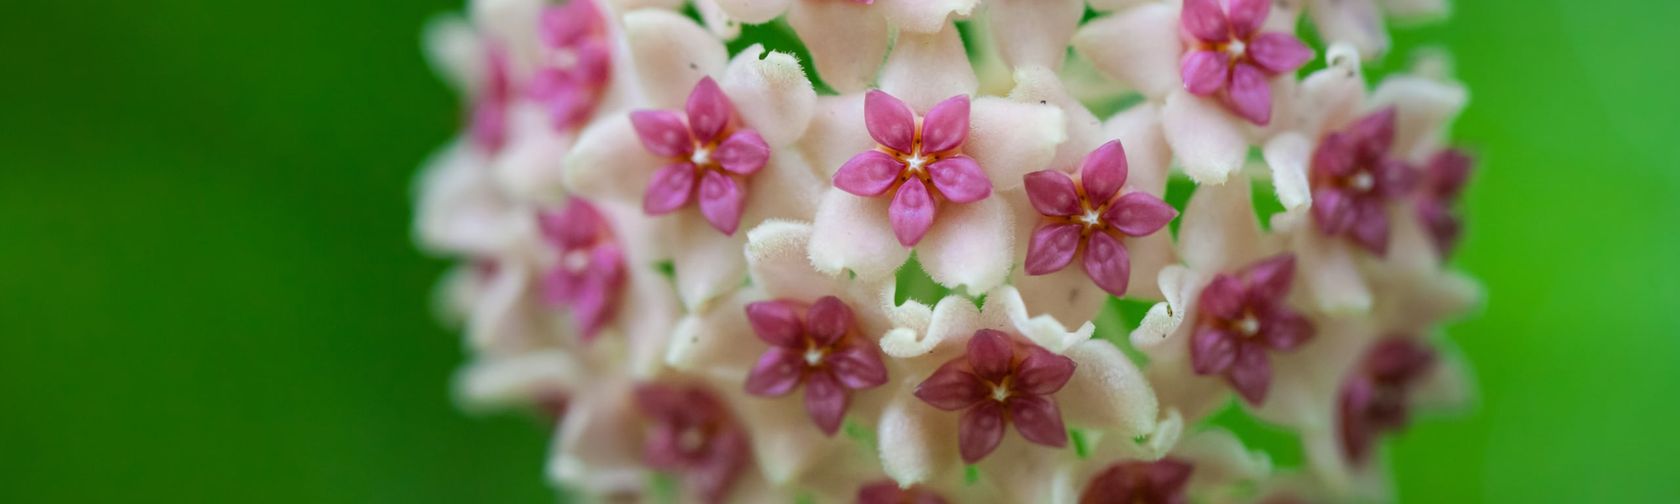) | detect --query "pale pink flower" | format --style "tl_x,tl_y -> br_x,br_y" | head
536,198 -> 627,342
630,76 -> 771,235
530,0 -> 613,131
1178,0 -> 1313,125
634,383 -> 753,504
